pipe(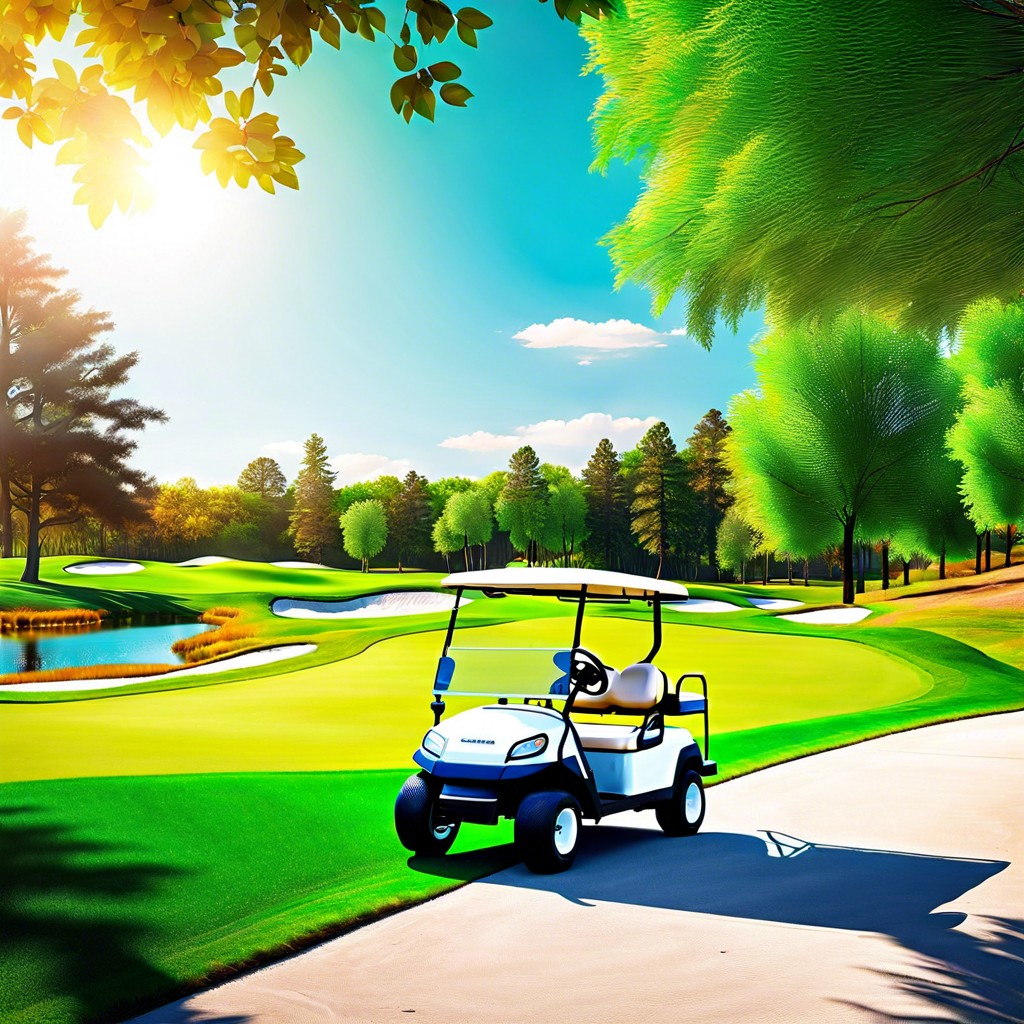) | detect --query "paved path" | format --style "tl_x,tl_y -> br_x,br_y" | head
127,713 -> 1024,1024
